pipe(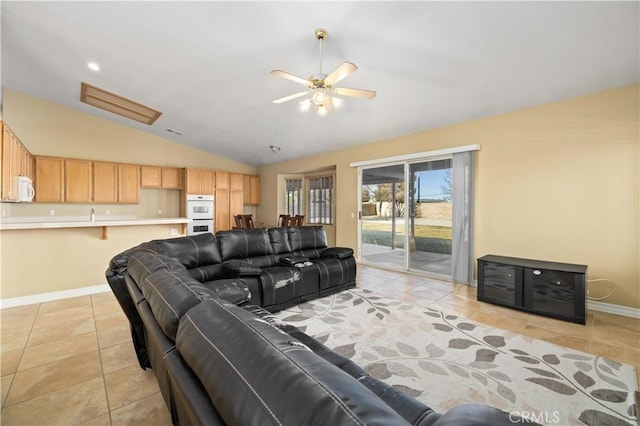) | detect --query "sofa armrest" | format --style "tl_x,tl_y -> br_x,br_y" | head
321,247 -> 354,259
223,259 -> 262,276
